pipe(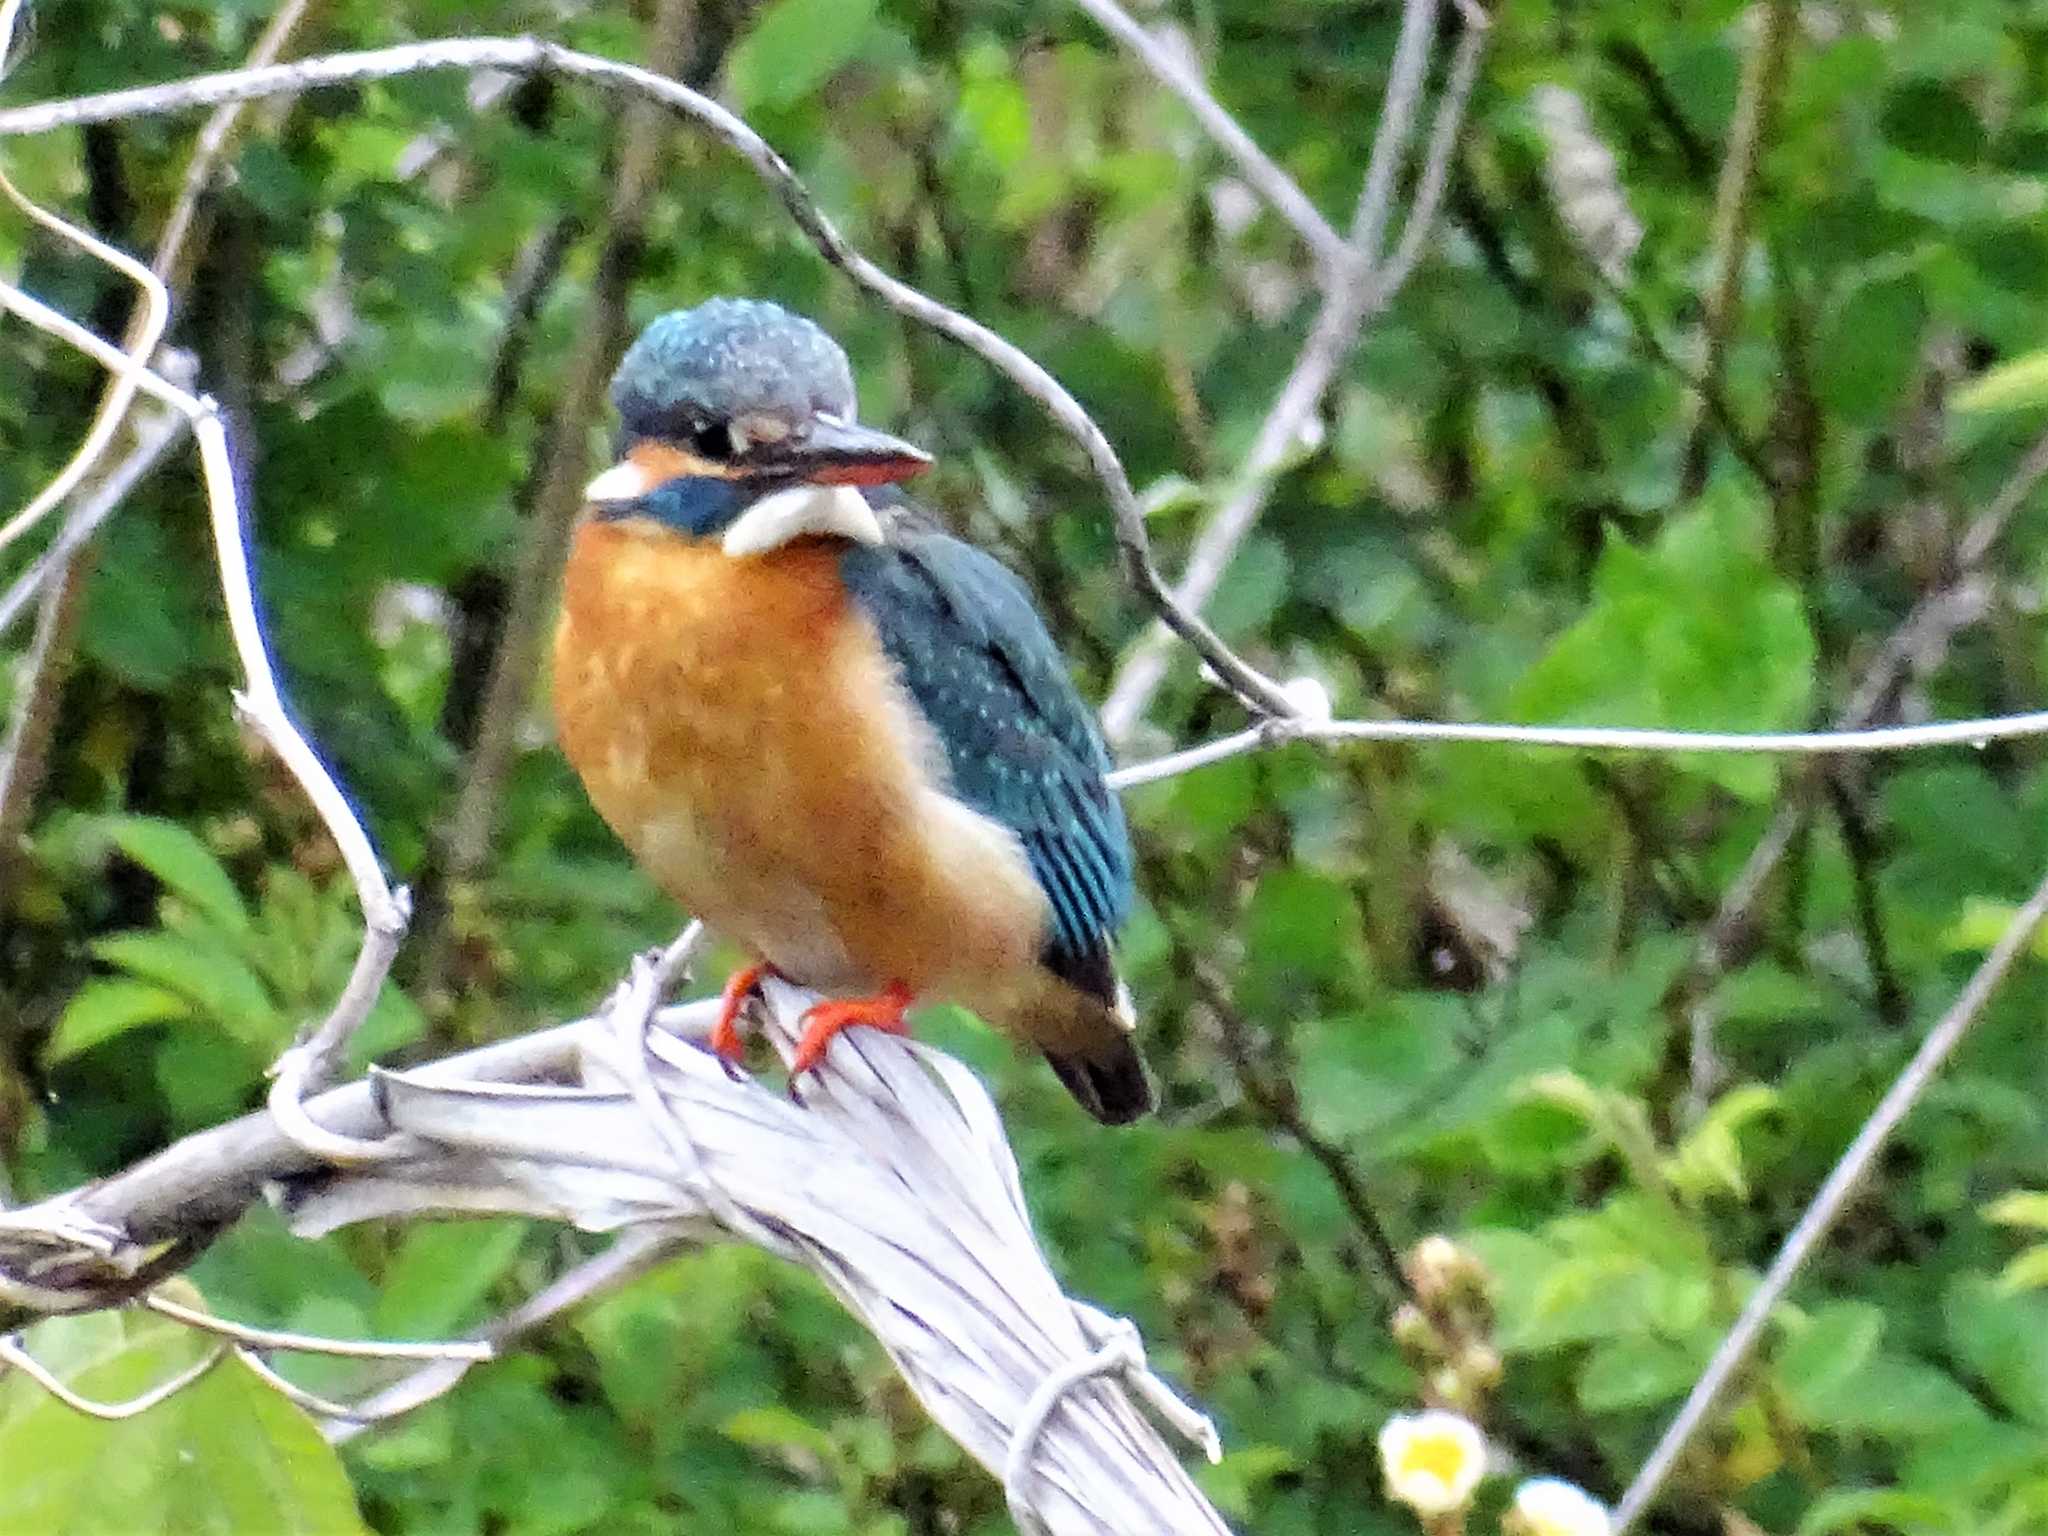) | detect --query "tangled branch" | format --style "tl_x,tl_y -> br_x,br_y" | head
0,979 -> 1228,1534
